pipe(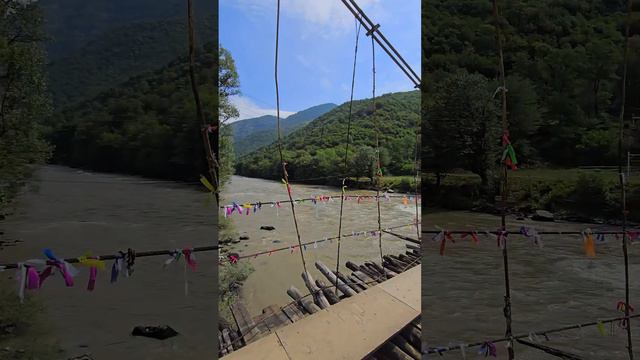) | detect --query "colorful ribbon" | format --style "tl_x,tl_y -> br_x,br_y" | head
182,248 -> 197,272
478,342 -> 497,357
